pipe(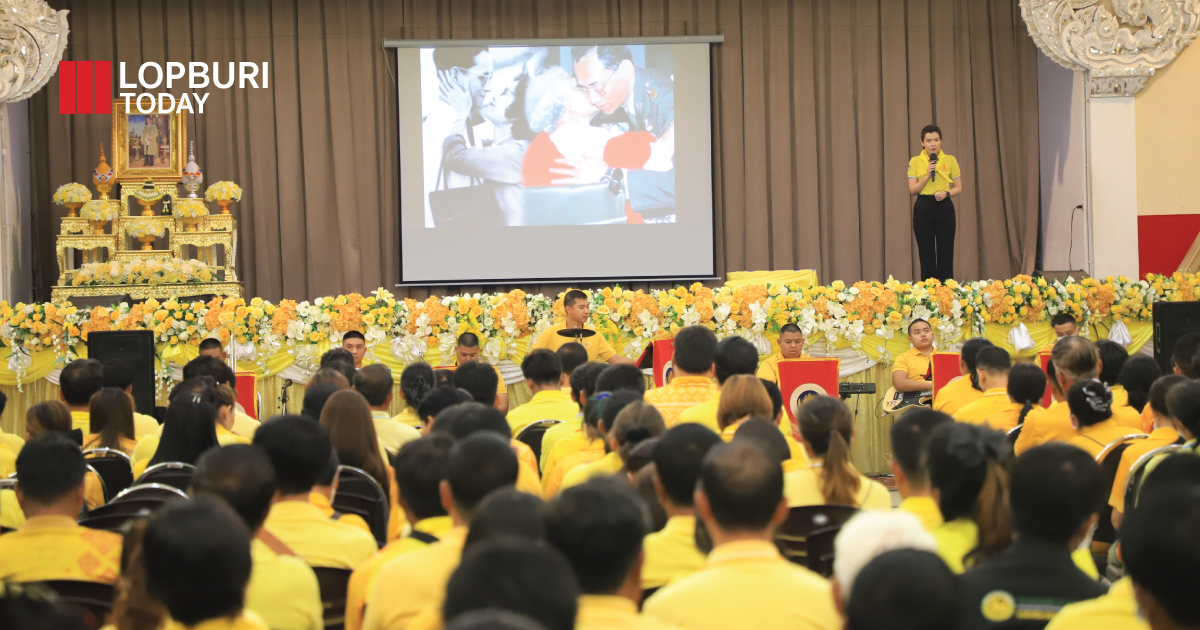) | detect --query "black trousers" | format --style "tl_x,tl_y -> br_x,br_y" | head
913,195 -> 956,281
